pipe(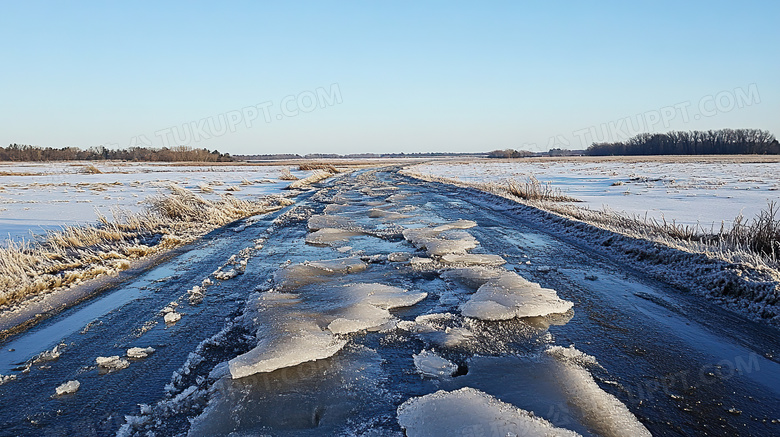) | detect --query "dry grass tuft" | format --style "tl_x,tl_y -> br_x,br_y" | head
504,176 -> 580,202
299,163 -> 339,173
278,168 -> 299,181
81,164 -> 103,174
0,185 -> 293,309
